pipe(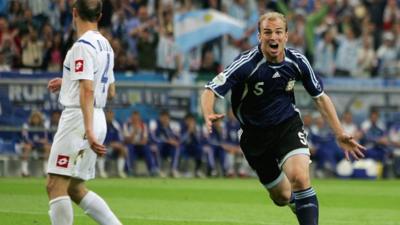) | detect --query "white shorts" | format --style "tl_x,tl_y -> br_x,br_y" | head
47,108 -> 106,180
